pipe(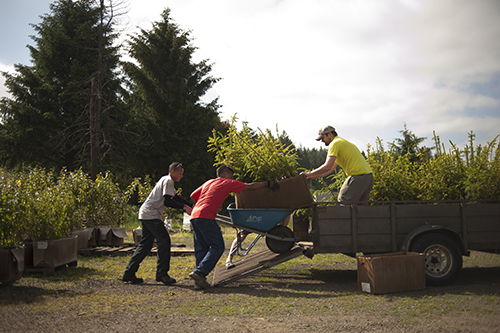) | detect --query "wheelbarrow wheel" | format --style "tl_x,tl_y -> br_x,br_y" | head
265,226 -> 295,253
